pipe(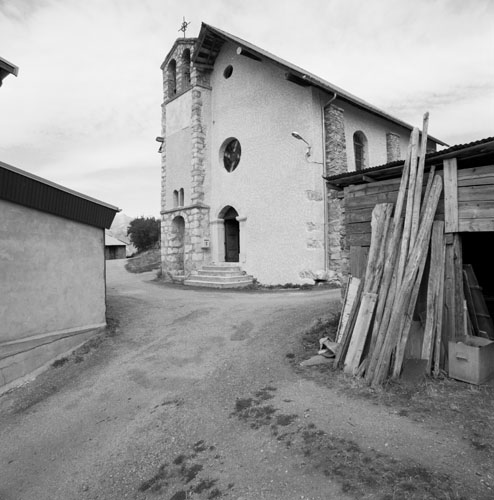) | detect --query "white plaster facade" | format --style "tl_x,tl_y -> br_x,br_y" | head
159,24 -> 445,285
